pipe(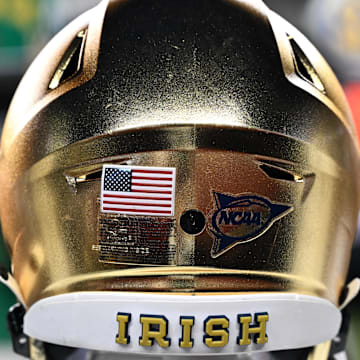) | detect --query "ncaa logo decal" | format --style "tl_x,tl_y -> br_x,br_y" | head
208,192 -> 293,258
